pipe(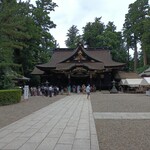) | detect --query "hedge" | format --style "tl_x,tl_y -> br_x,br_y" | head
0,89 -> 22,105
